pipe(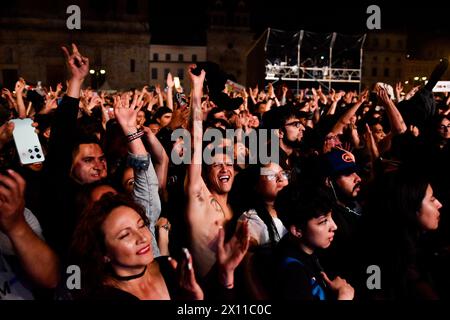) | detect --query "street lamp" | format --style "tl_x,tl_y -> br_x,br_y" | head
89,68 -> 106,89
